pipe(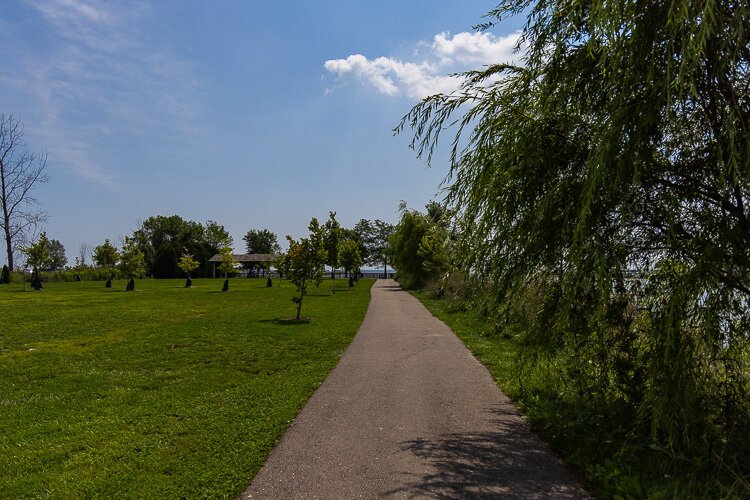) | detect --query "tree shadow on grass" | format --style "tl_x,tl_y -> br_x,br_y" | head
383,405 -> 589,499
258,318 -> 312,326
